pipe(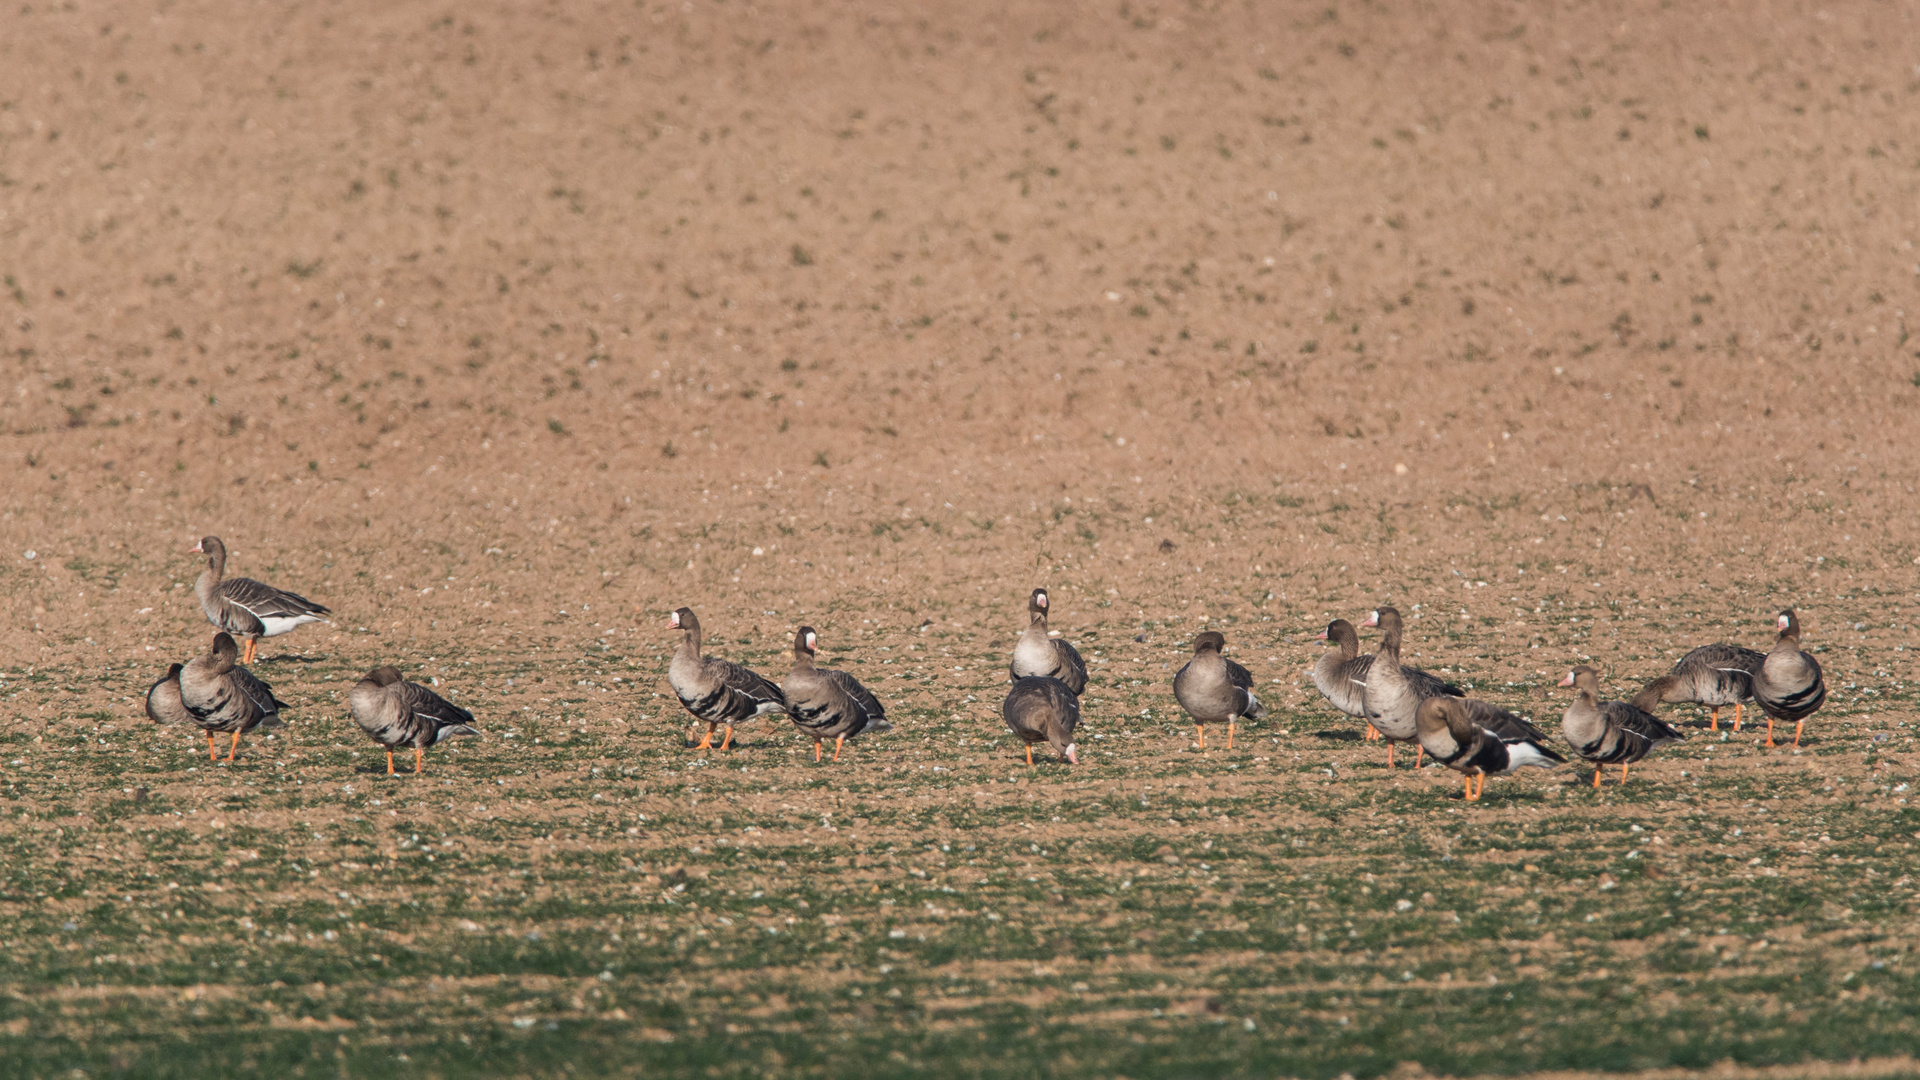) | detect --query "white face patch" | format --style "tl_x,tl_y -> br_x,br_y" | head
1778,615 -> 1790,630
805,632 -> 817,650
1037,592 -> 1048,608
